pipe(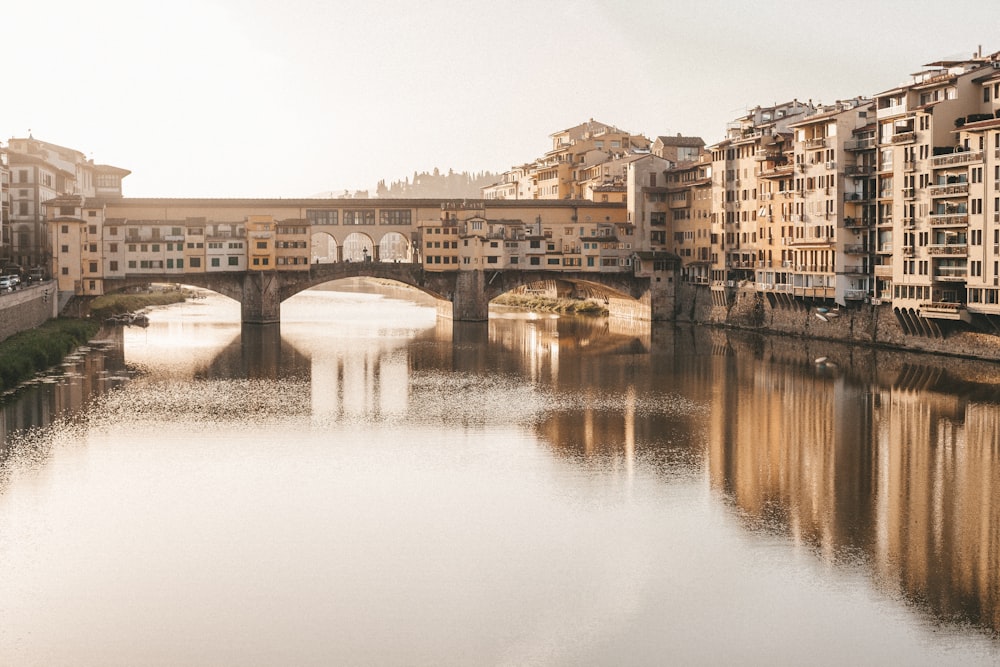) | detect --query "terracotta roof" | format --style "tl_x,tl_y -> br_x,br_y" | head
654,135 -> 705,148
956,117 -> 1000,132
